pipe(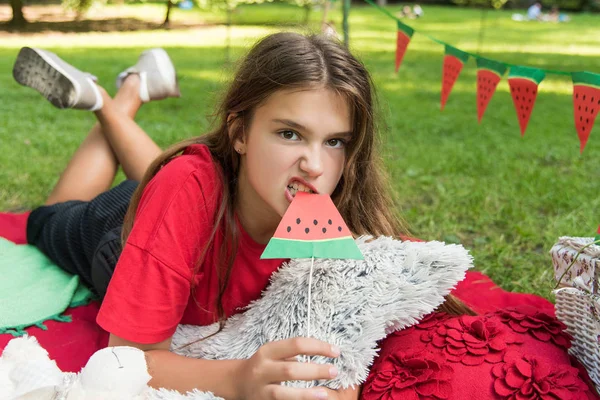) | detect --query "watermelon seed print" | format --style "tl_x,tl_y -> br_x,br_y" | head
322,228 -> 327,233
328,219 -> 332,225
305,228 -> 310,234
313,220 -> 318,225
572,71 -> 600,153
508,66 -> 545,137
287,226 -> 291,232
296,218 -> 301,224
